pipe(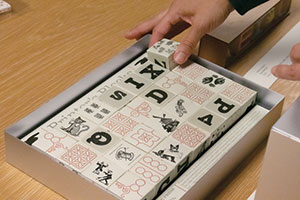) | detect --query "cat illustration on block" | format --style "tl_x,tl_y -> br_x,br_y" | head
61,116 -> 89,137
